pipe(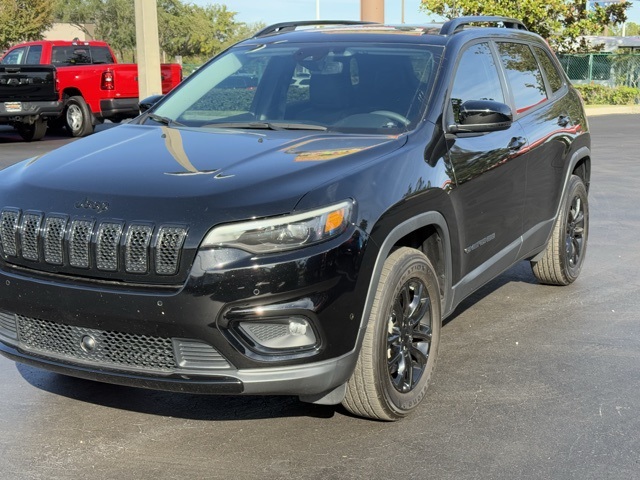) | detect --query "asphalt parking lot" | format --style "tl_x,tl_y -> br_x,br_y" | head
0,115 -> 639,480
